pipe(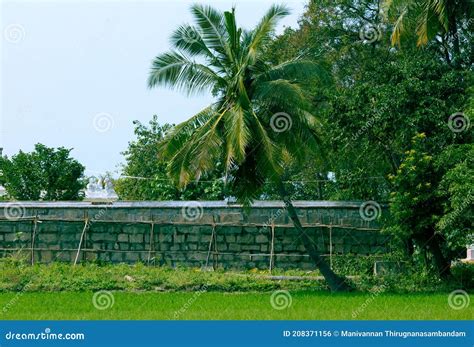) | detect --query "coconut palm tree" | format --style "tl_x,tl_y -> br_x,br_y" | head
148,4 -> 351,291
384,0 -> 473,59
